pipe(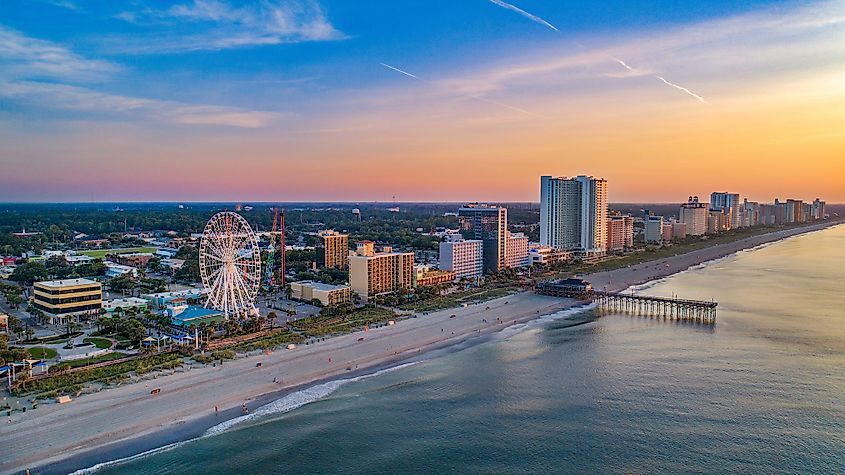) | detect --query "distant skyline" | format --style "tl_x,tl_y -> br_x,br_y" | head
2,0 -> 844,202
